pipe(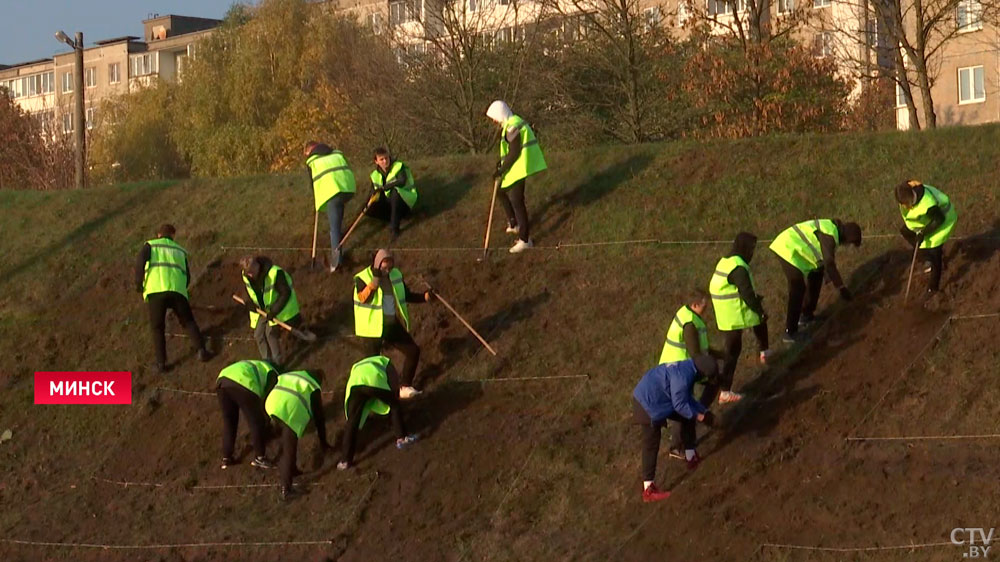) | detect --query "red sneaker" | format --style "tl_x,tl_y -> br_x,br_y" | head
687,452 -> 702,471
642,484 -> 671,503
